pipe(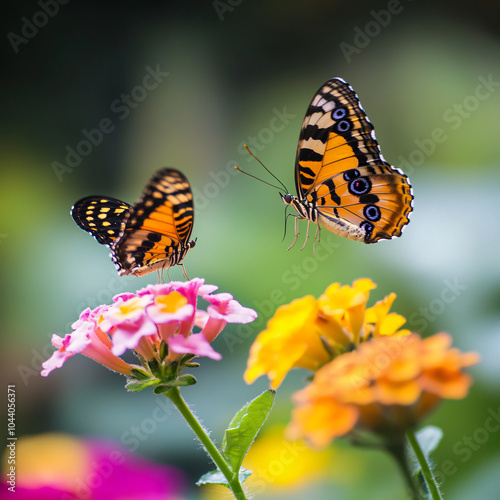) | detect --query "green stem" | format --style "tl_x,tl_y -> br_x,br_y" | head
406,430 -> 443,500
165,387 -> 248,500
386,439 -> 422,500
